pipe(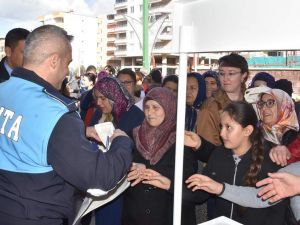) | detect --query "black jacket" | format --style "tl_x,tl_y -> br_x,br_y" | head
0,56 -> 10,83
185,145 -> 288,225
122,144 -> 198,225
